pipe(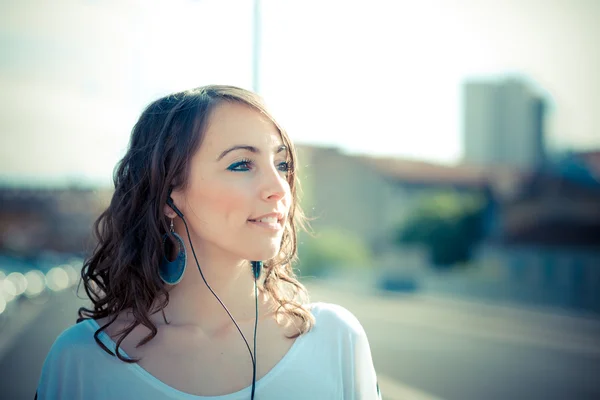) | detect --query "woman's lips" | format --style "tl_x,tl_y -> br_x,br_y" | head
247,218 -> 283,231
